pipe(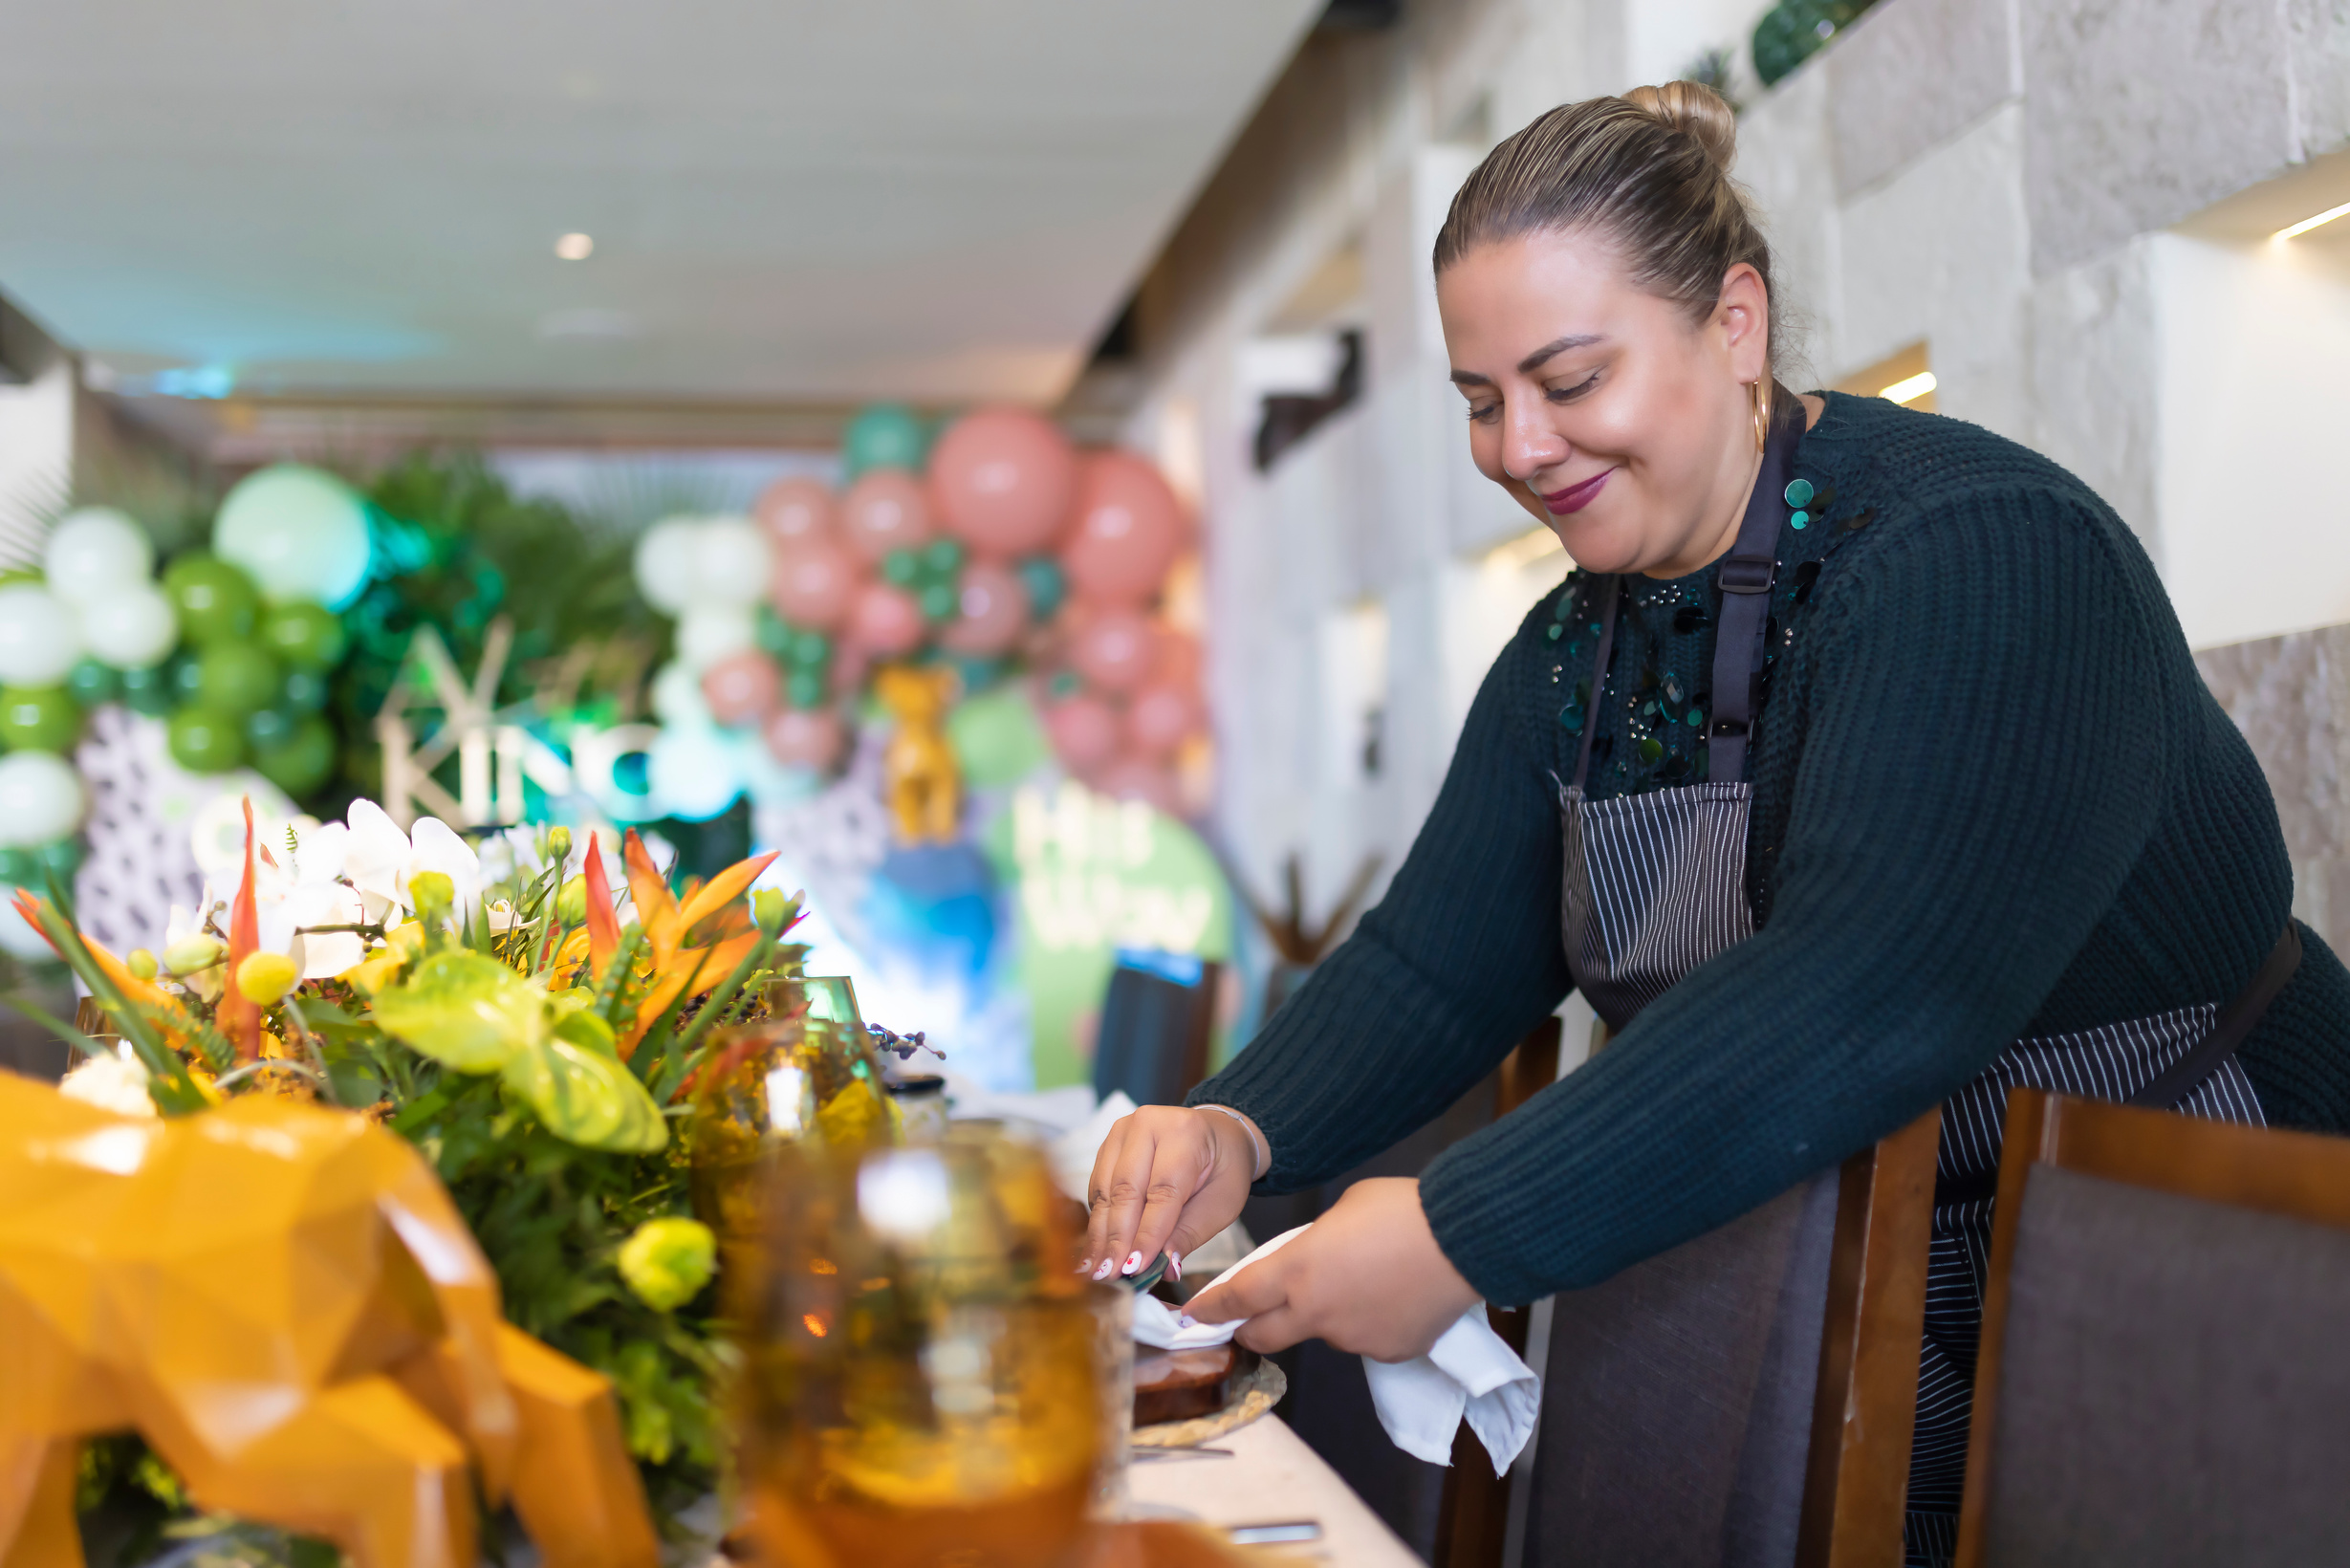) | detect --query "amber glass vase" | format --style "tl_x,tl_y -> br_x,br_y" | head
687,975 -> 897,1276
738,1127 -> 1101,1568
